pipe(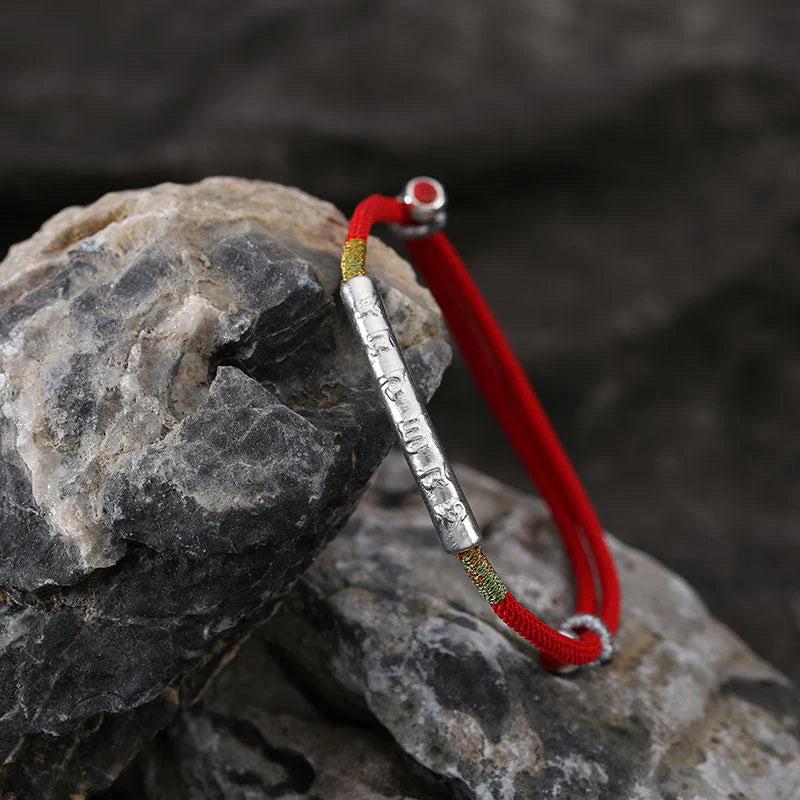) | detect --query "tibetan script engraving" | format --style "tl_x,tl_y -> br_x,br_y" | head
341,275 -> 482,553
